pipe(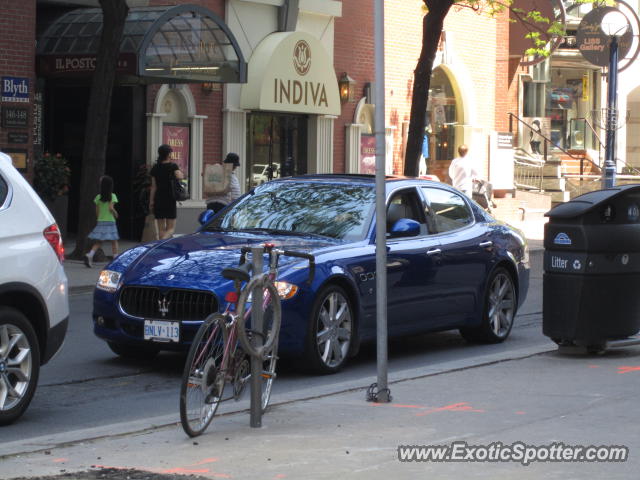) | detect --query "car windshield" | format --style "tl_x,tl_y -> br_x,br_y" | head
206,180 -> 376,241
252,165 -> 266,174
